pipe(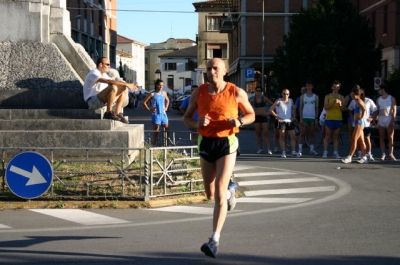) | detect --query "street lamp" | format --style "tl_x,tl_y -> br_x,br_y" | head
261,0 -> 265,94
